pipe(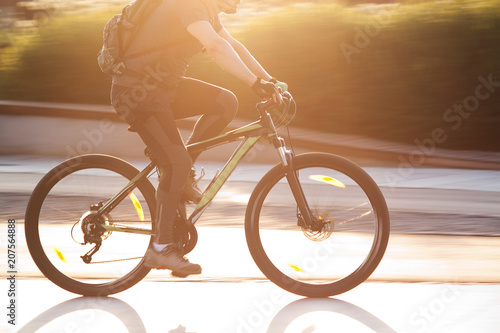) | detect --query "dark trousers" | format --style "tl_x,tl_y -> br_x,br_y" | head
111,77 -> 238,243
